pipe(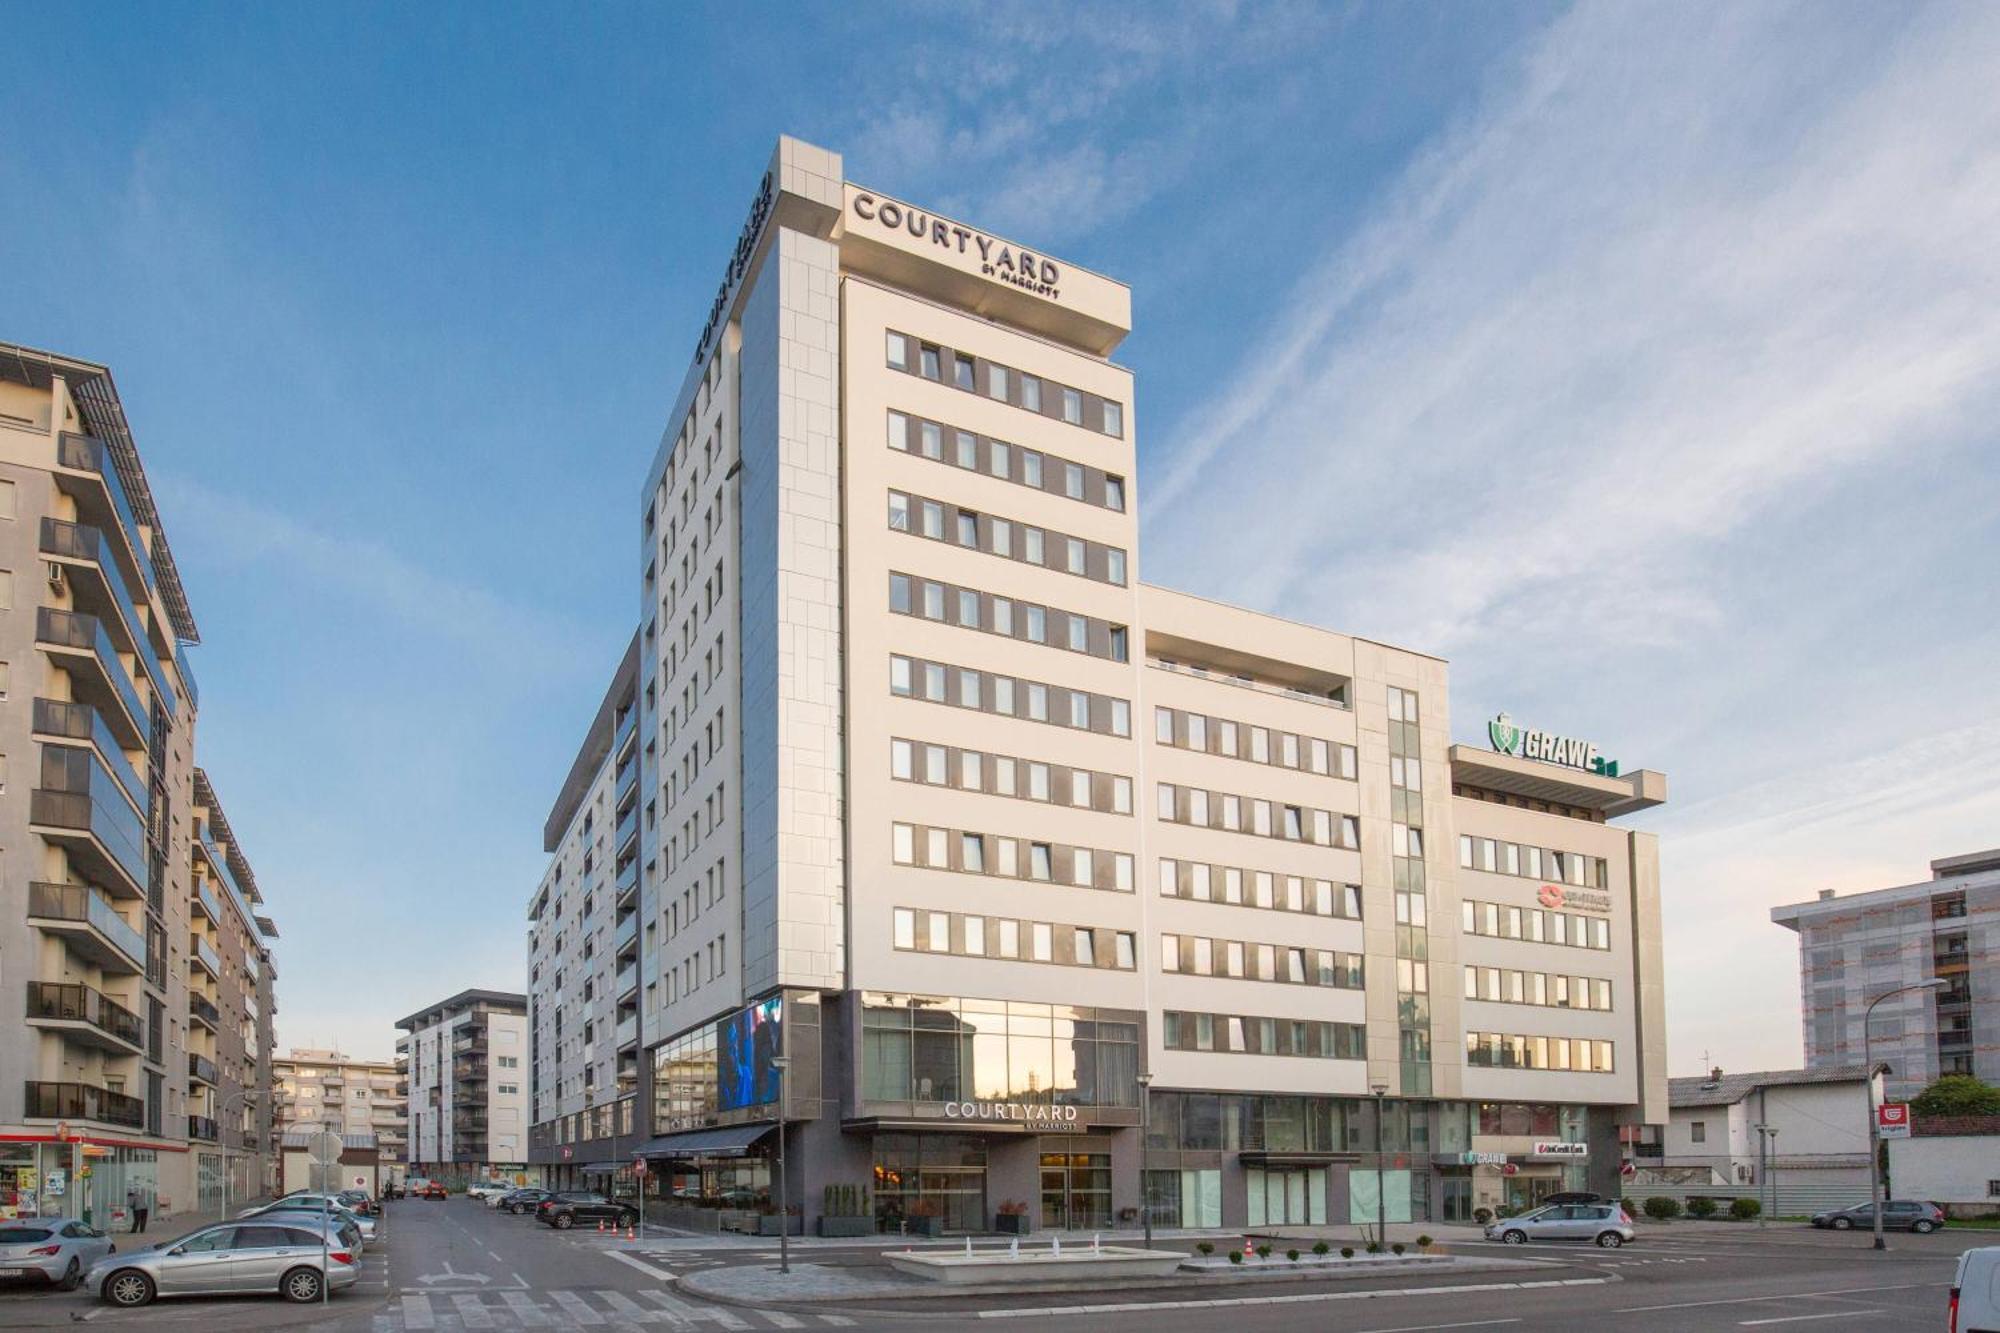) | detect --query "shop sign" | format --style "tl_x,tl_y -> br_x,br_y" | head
1489,713 -> 1619,777
1537,884 -> 1613,915
850,192 -> 1064,301
1453,1152 -> 1507,1166
693,170 -> 777,366
1532,1142 -> 1588,1159
941,1101 -> 1082,1124
45,1169 -> 66,1196
1876,1103 -> 1911,1139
